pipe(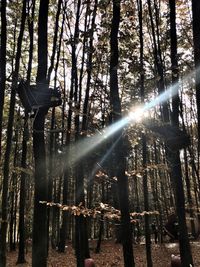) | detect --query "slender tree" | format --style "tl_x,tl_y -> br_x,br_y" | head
169,0 -> 193,265
17,1 -> 36,263
147,0 -> 169,122
110,1 -> 135,266
191,0 -> 200,163
47,0 -> 62,84
138,0 -> 153,265
9,126 -> 20,251
47,0 -> 63,252
0,0 -> 7,160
